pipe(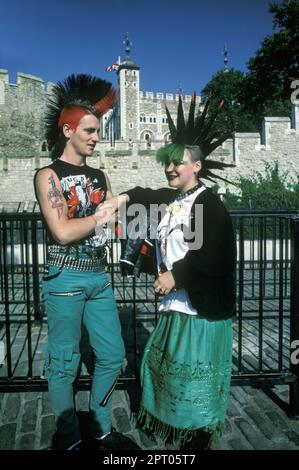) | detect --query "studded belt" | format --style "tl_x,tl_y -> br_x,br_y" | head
47,253 -> 106,272
48,244 -> 106,259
